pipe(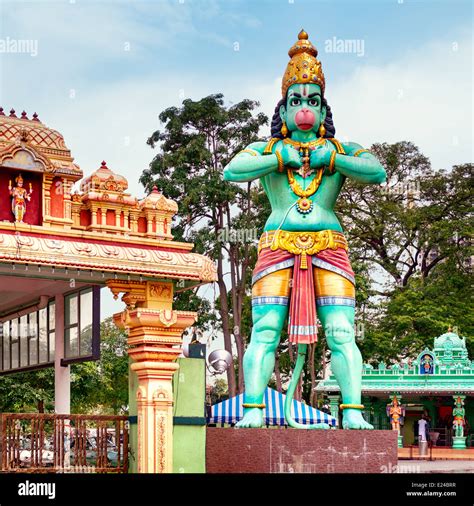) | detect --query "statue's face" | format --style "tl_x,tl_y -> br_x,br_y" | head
280,83 -> 326,134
